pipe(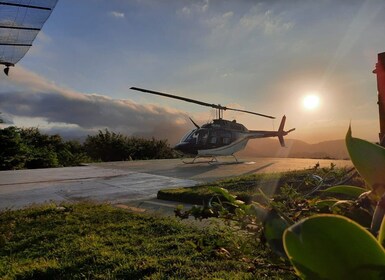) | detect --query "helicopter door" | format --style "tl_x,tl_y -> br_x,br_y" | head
208,131 -> 218,147
195,129 -> 209,146
221,131 -> 232,145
